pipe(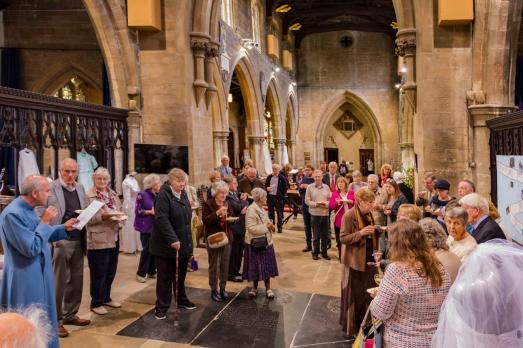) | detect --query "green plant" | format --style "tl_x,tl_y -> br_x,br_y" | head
404,167 -> 415,189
